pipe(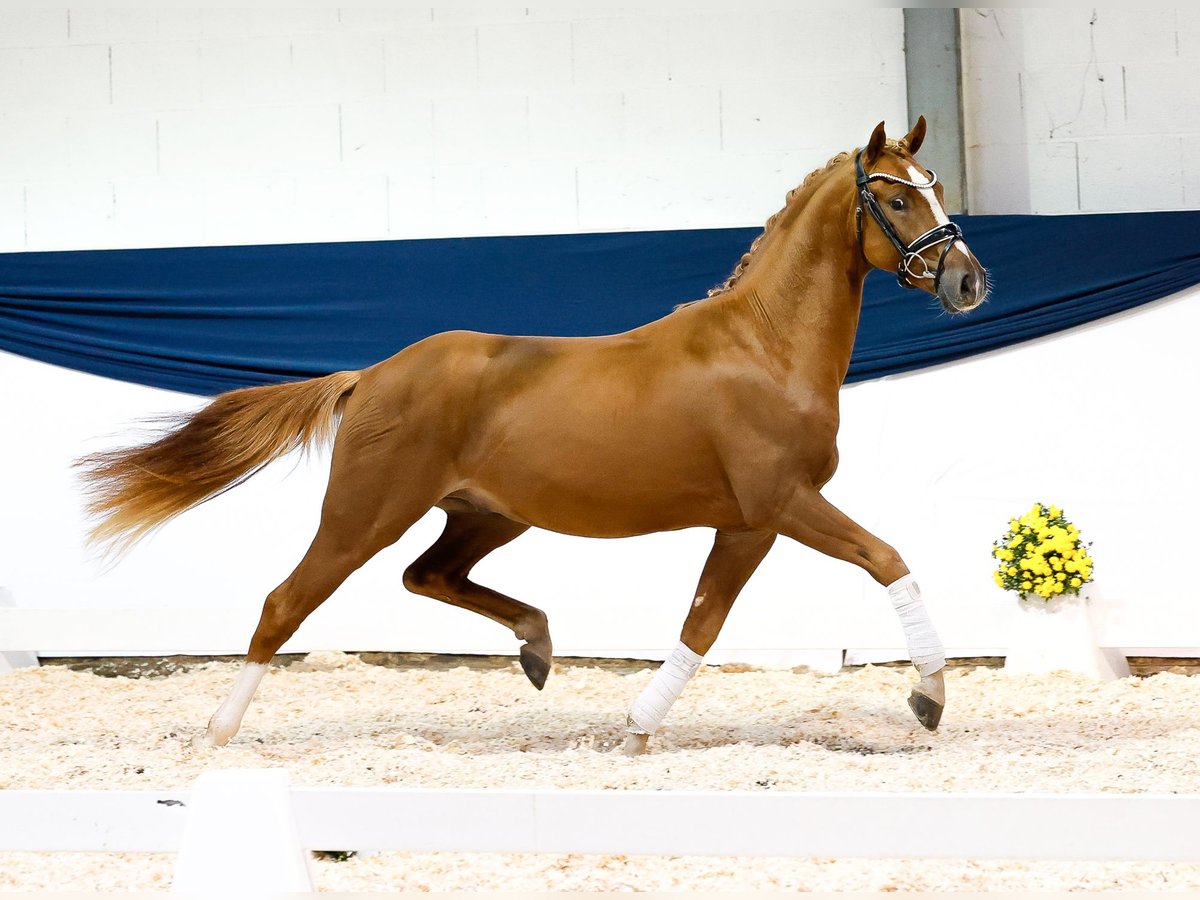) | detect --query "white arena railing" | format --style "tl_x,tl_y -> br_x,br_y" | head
0,769 -> 1198,892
